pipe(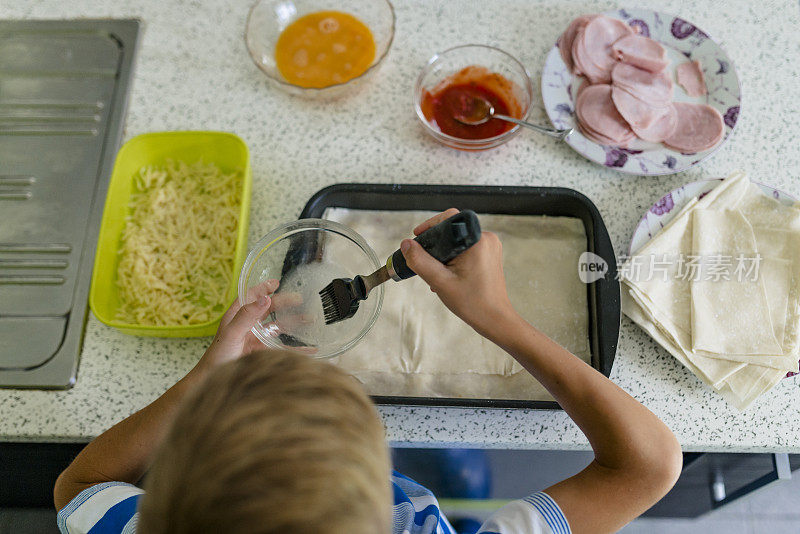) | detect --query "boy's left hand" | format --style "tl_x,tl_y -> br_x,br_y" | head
197,280 -> 278,370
